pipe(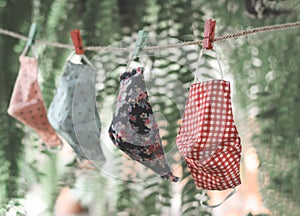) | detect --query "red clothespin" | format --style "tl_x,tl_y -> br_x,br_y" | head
202,19 -> 216,50
70,29 -> 84,55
